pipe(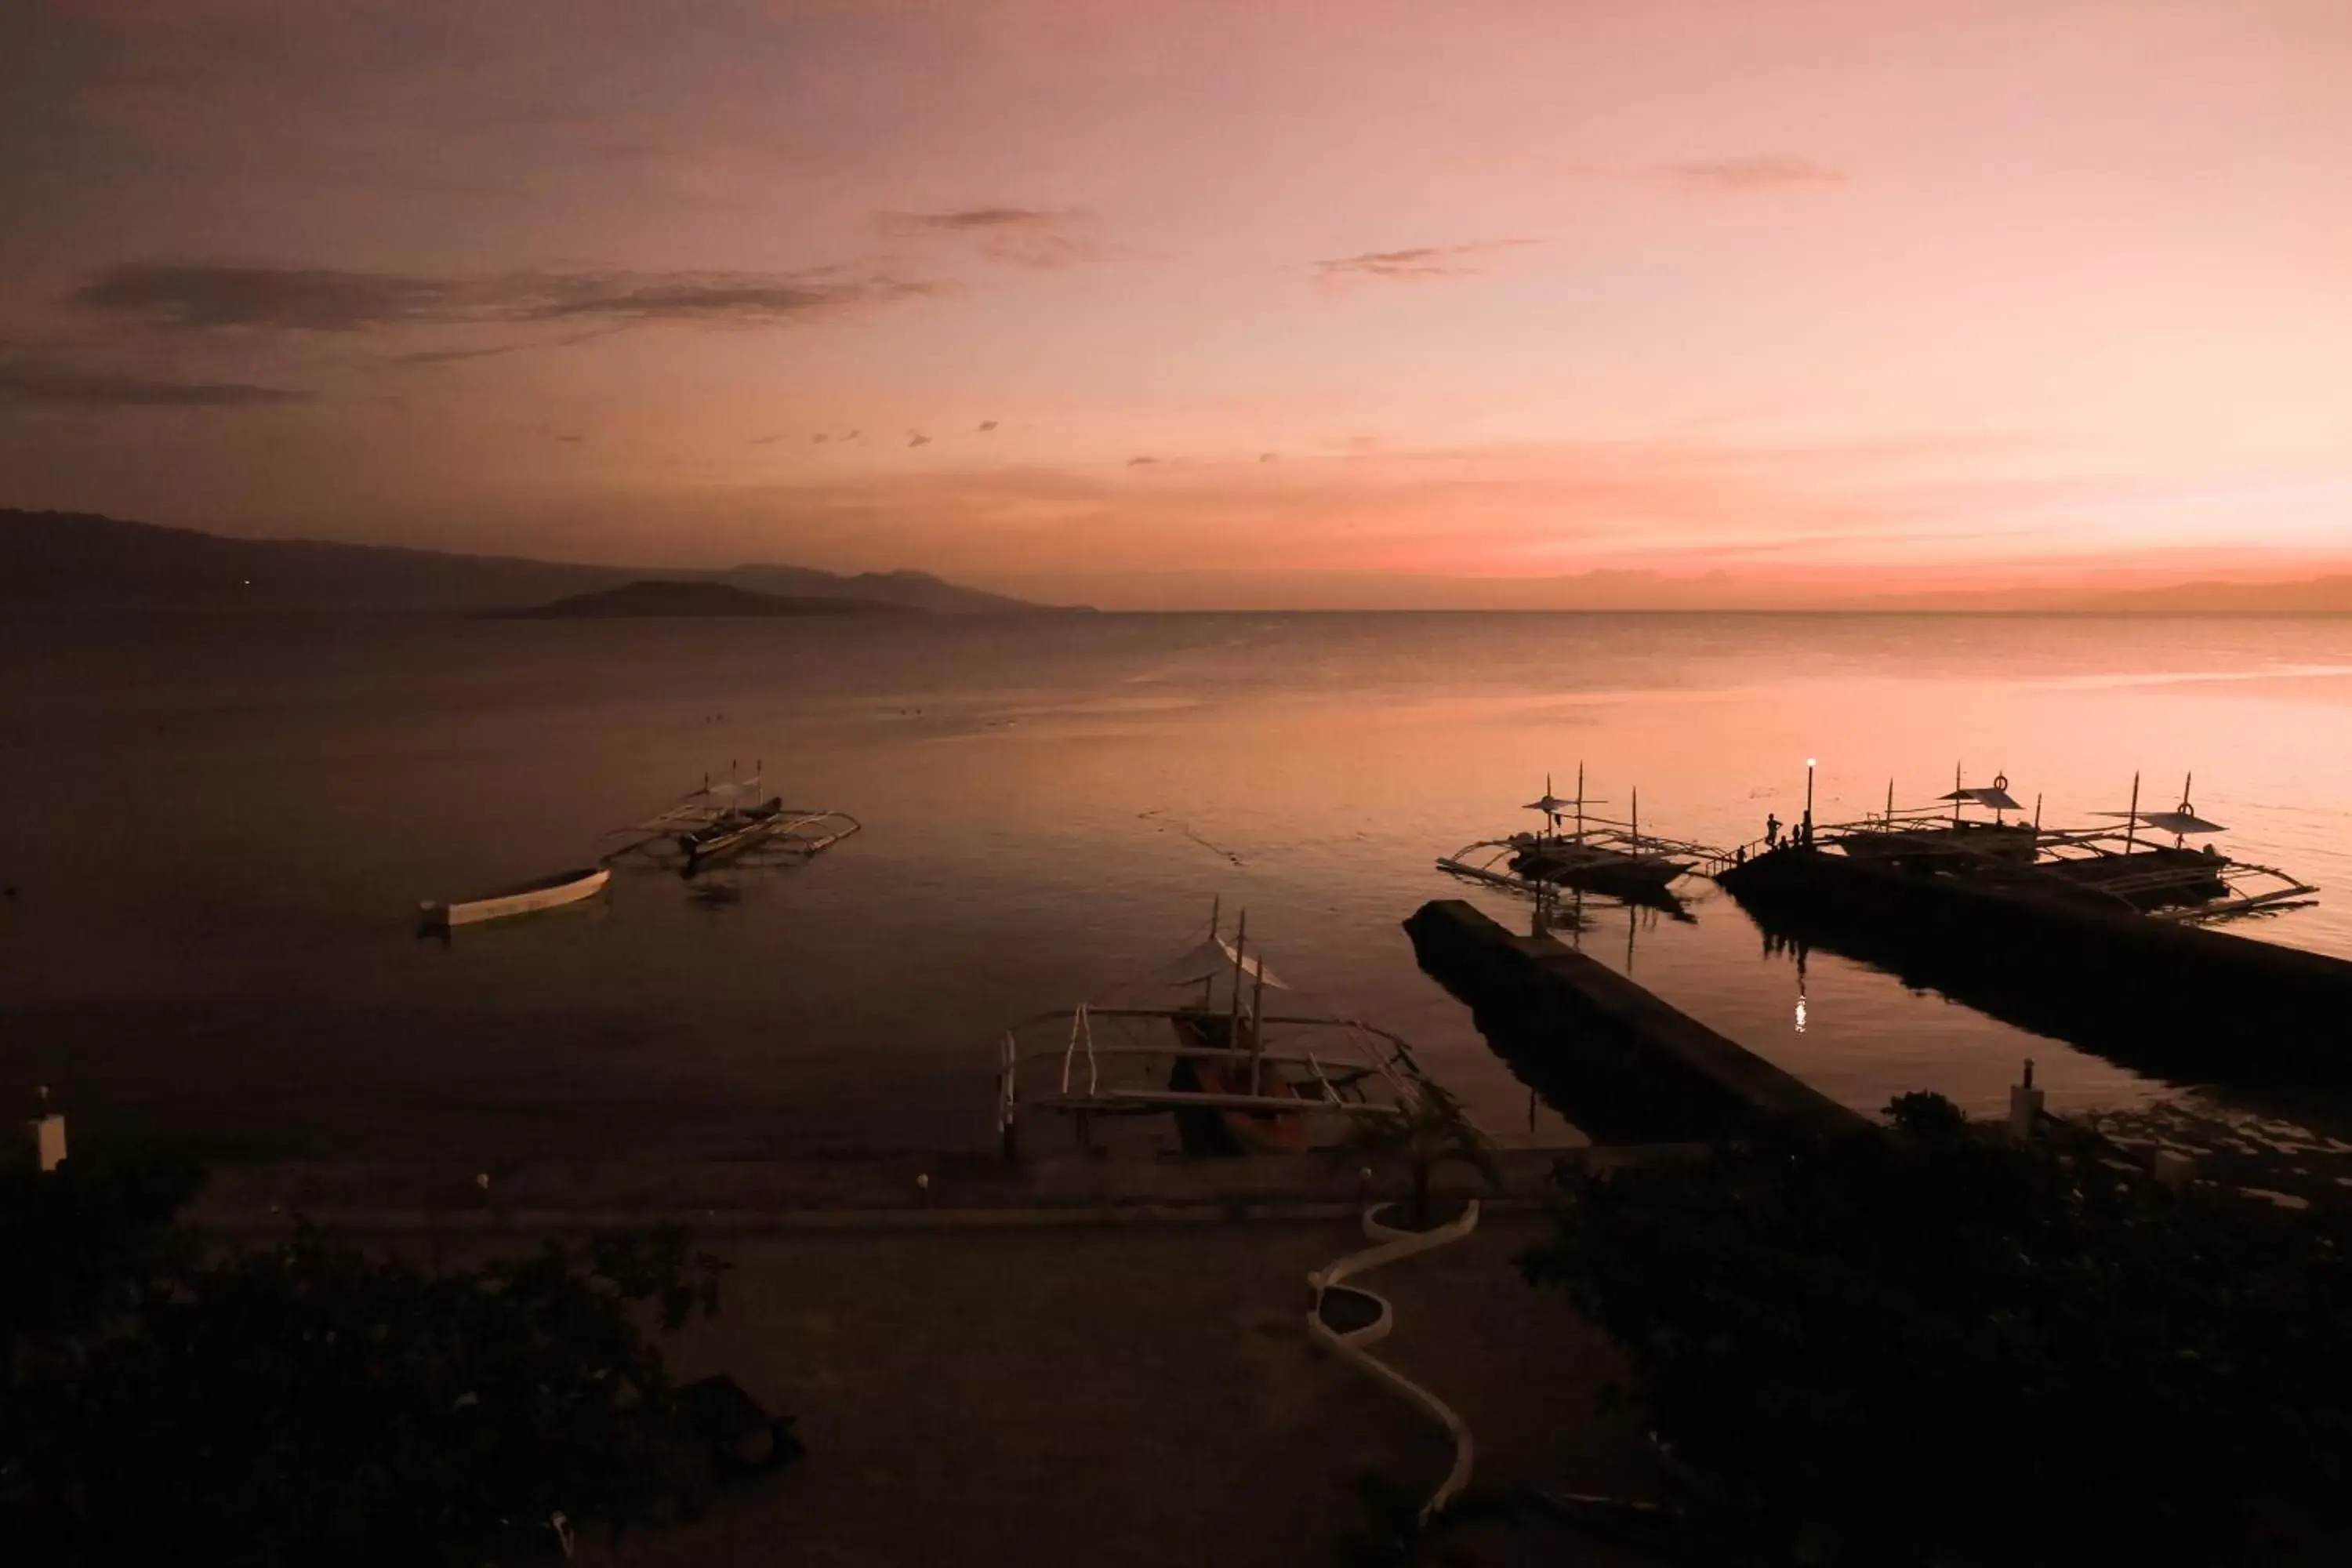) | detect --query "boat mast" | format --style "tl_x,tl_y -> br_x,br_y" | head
1575,762 -> 1587,844
1886,778 -> 1894,826
1202,896 -> 1222,1007
2125,771 -> 2141,856
1952,760 -> 1963,826
1631,786 -> 1640,855
1249,953 -> 1268,1095
1227,909 -> 1248,1054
